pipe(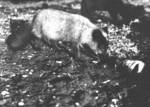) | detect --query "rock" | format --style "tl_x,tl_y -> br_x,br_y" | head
123,59 -> 145,73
